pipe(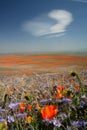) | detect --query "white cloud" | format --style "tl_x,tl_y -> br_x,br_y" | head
22,10 -> 73,37
45,33 -> 66,38
72,0 -> 87,3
